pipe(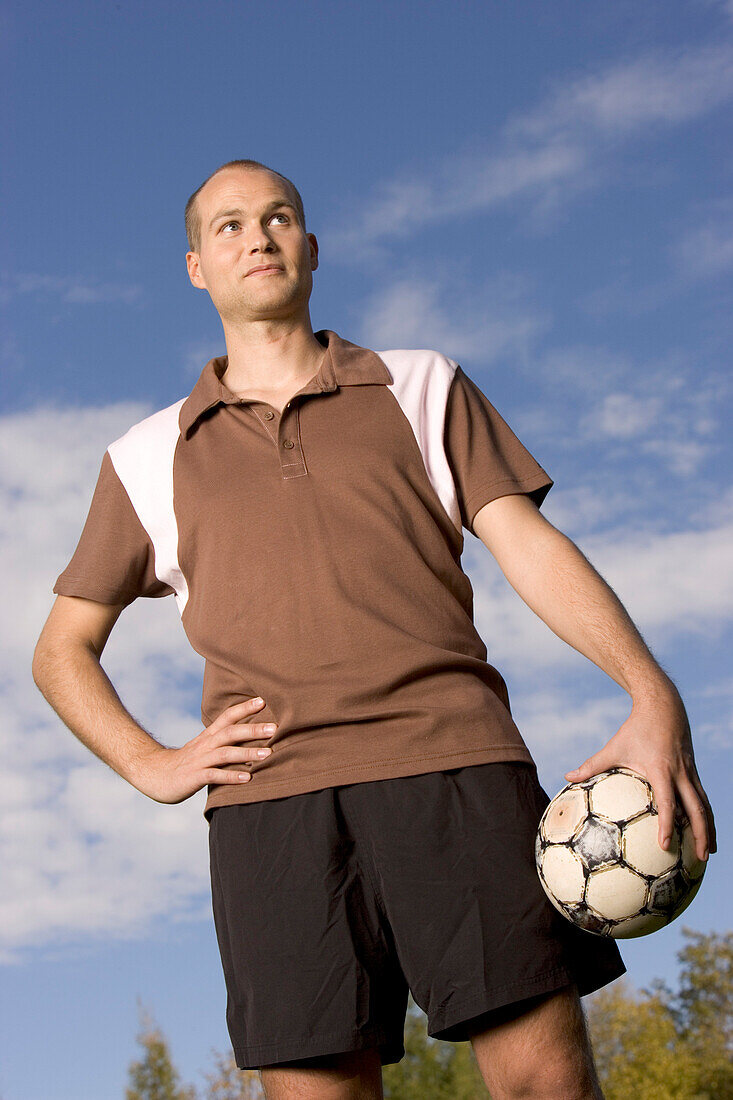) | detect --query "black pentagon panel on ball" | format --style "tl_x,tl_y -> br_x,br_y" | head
649,866 -> 694,915
565,905 -> 610,936
534,766 -> 707,939
574,815 -> 622,869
